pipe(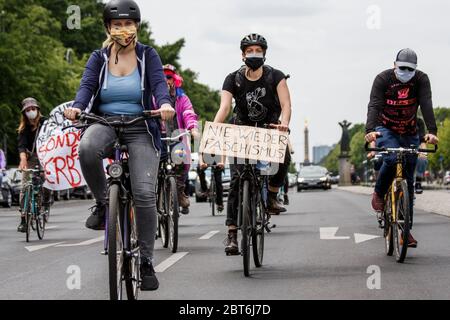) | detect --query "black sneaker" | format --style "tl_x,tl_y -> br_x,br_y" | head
217,204 -> 224,212
415,183 -> 423,194
181,207 -> 189,215
283,194 -> 289,206
224,230 -> 239,255
140,258 -> 159,291
85,204 -> 106,230
17,221 -> 27,233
